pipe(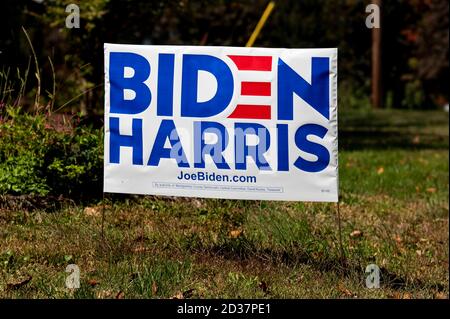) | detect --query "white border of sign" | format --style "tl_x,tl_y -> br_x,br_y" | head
104,44 -> 338,202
